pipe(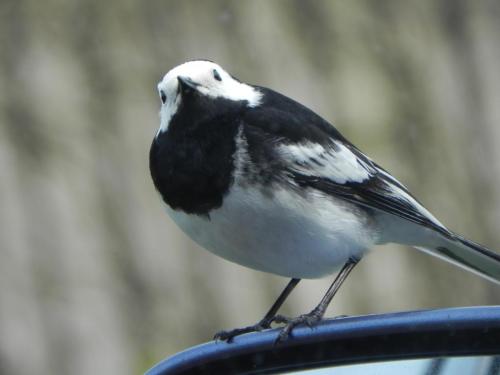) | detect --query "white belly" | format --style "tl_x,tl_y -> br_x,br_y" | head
166,185 -> 378,279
